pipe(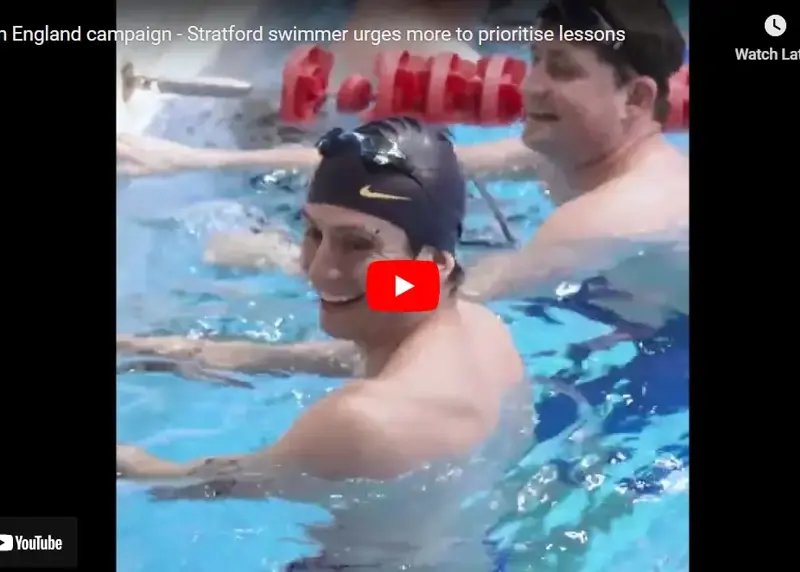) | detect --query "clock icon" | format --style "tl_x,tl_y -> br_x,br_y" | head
765,14 -> 786,37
